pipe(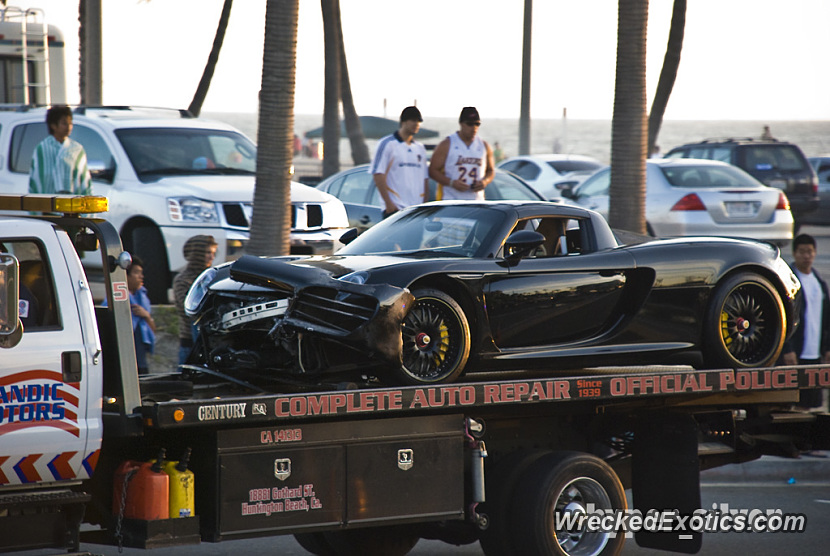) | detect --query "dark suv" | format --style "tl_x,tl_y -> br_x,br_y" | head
665,138 -> 818,228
